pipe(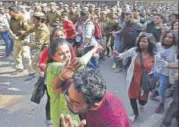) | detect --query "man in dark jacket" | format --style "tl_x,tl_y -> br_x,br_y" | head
113,12 -> 141,71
